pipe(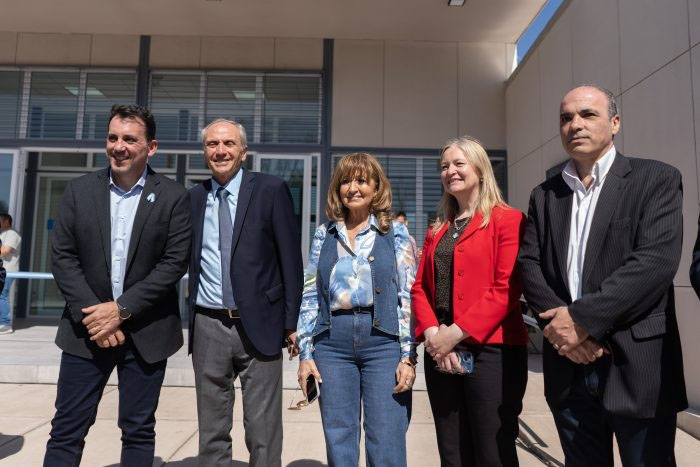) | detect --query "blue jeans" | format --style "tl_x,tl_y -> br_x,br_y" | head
0,276 -> 13,326
313,311 -> 411,467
